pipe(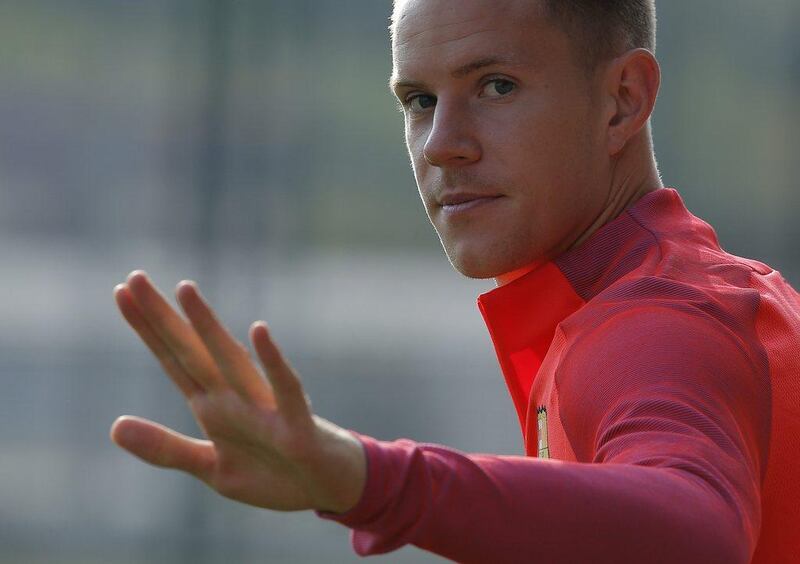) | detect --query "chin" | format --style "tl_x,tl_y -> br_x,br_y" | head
443,239 -> 545,281
444,249 -> 513,280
